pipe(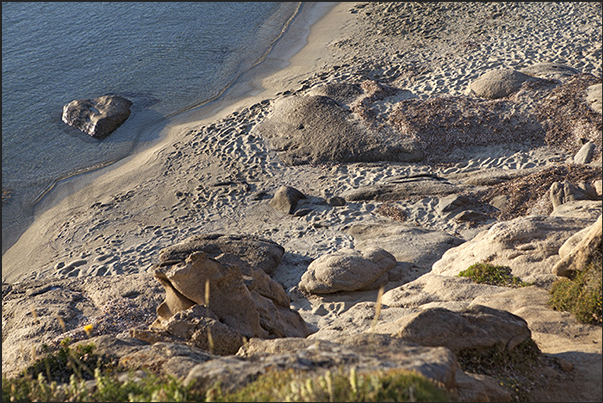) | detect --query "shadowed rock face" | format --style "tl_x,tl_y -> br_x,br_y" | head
62,94 -> 132,138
